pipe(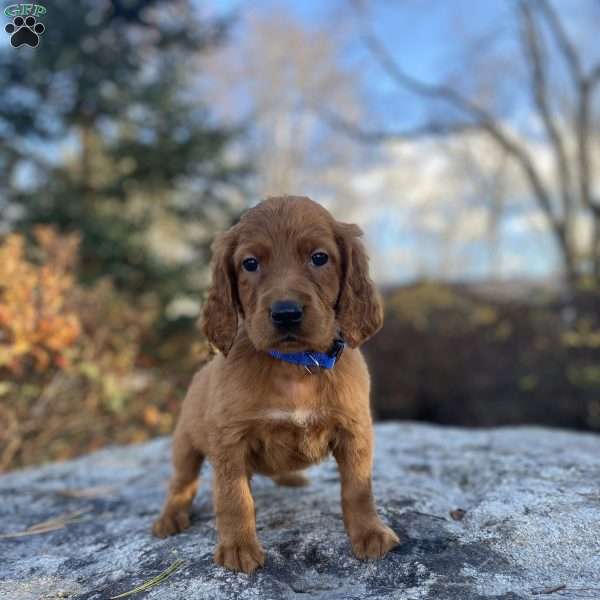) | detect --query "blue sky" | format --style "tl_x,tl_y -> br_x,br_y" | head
209,0 -> 511,122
